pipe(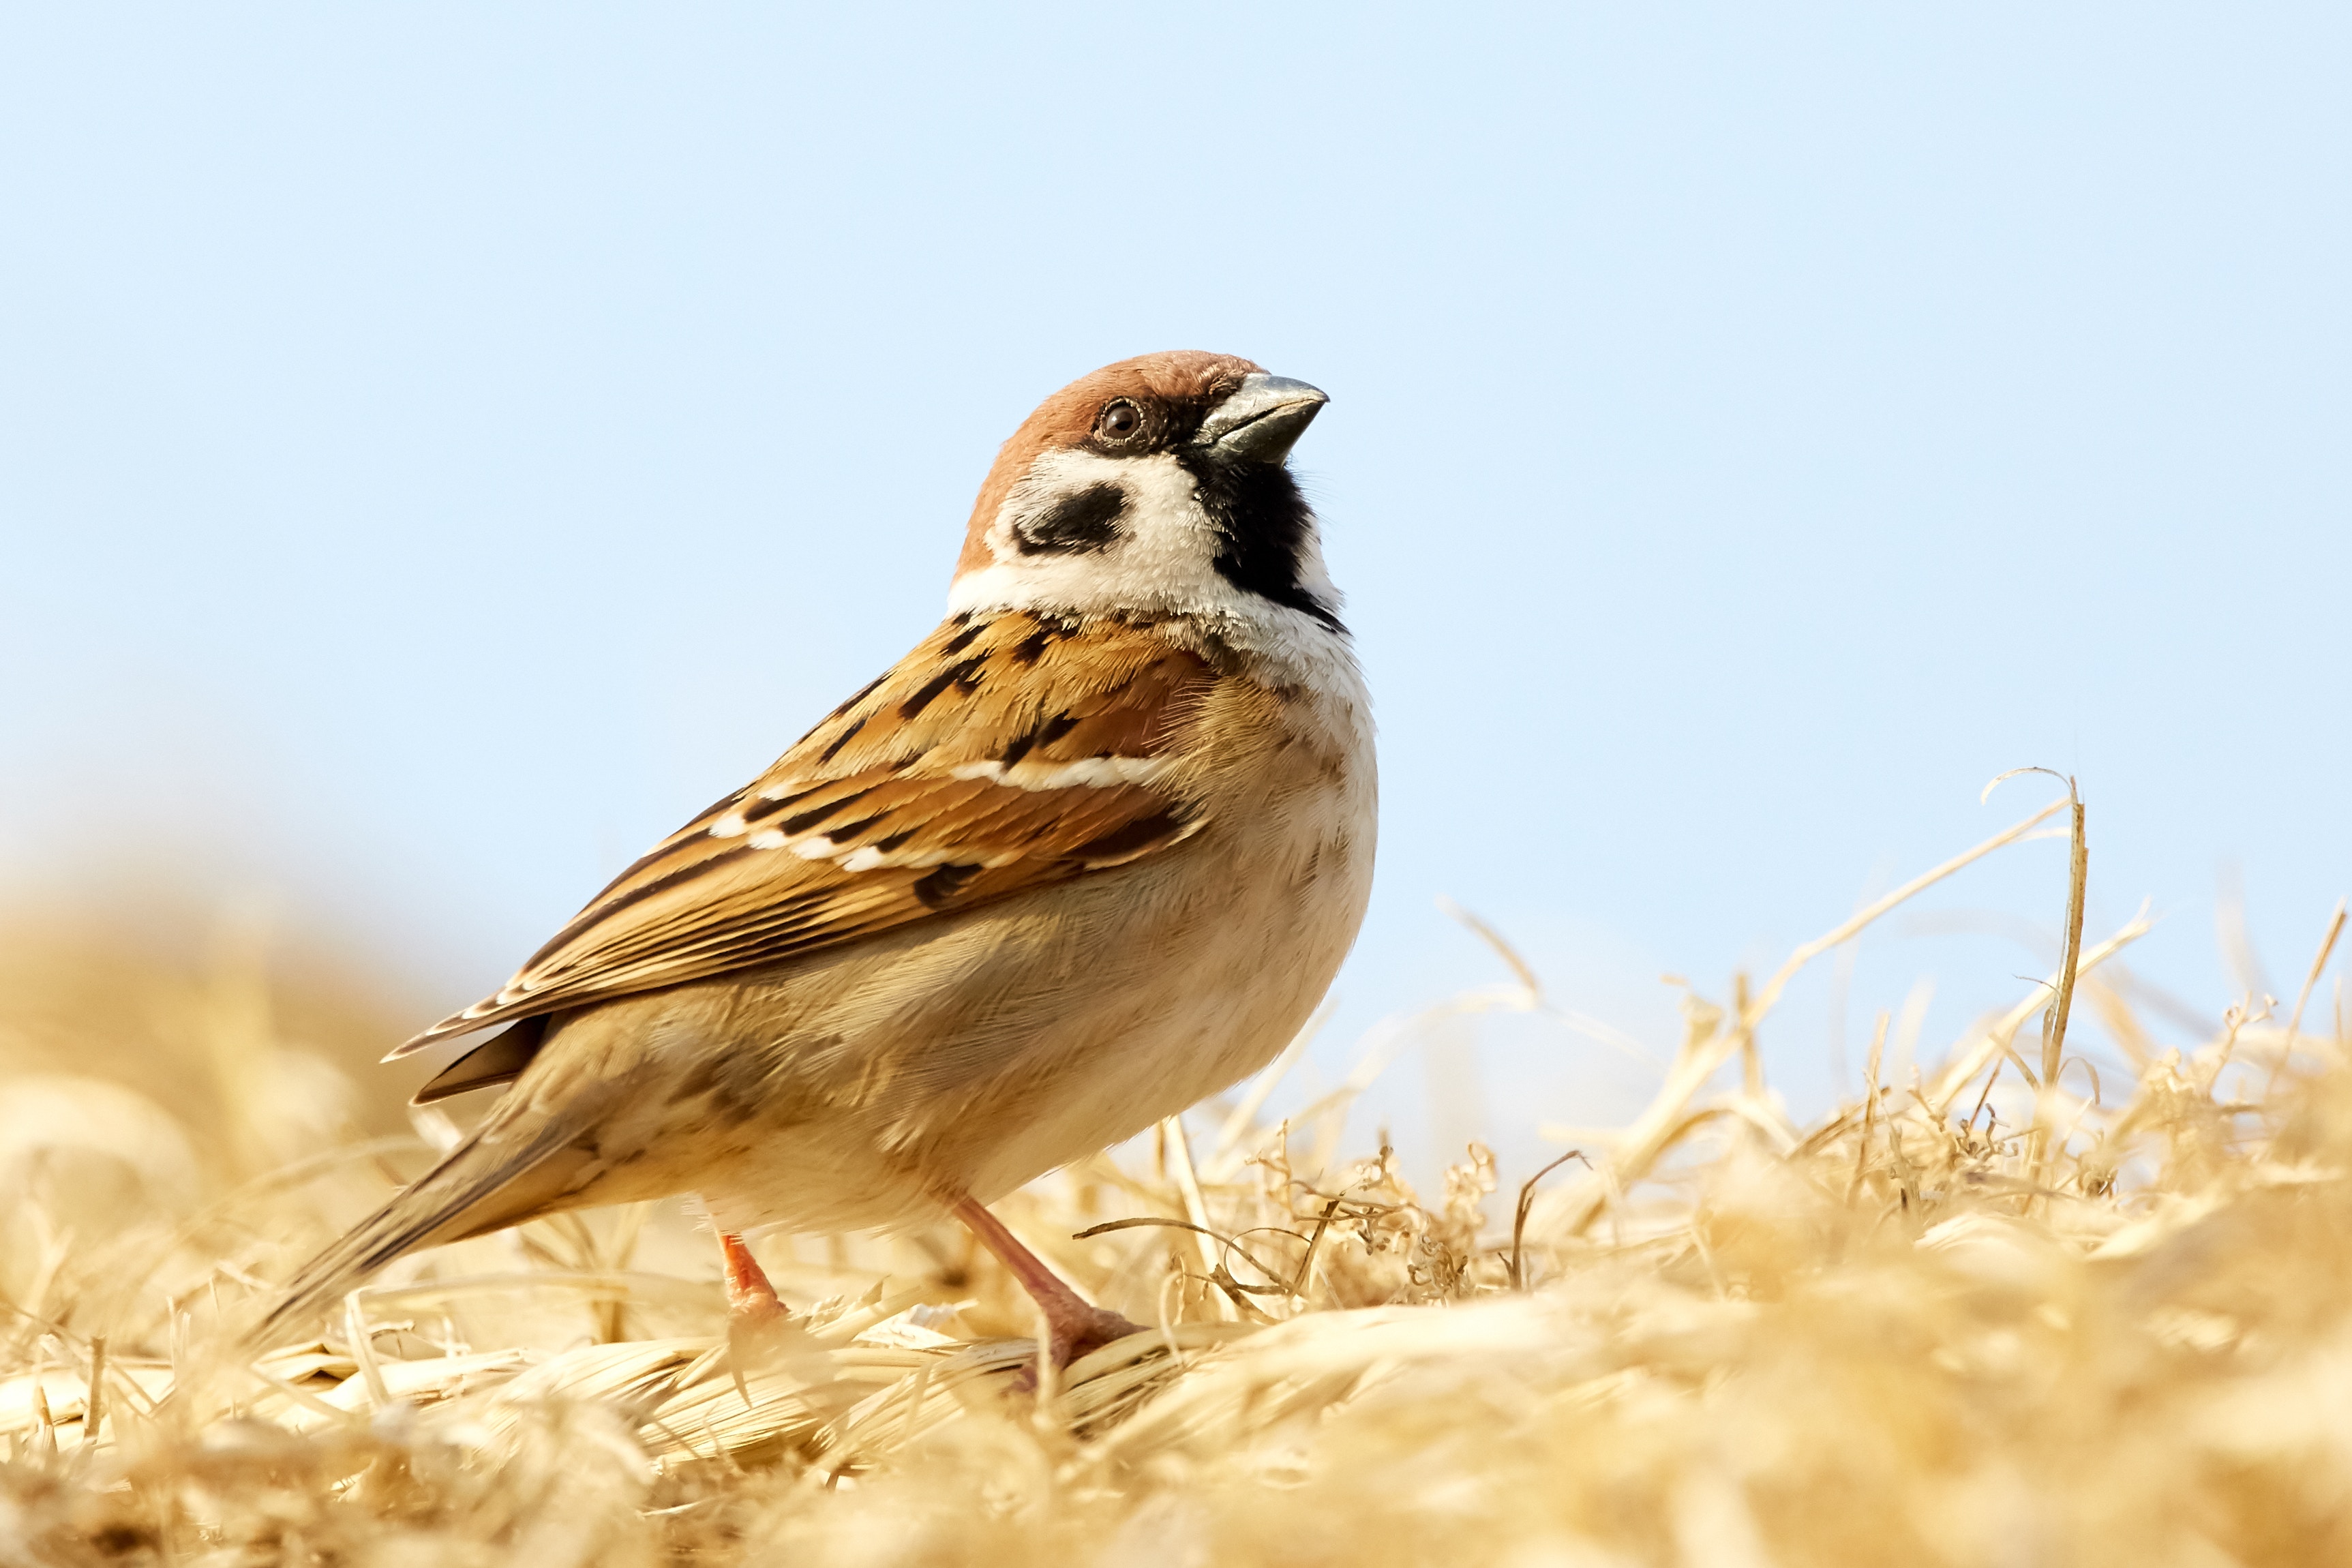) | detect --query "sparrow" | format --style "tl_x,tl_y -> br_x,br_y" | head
262,350 -> 1376,1368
